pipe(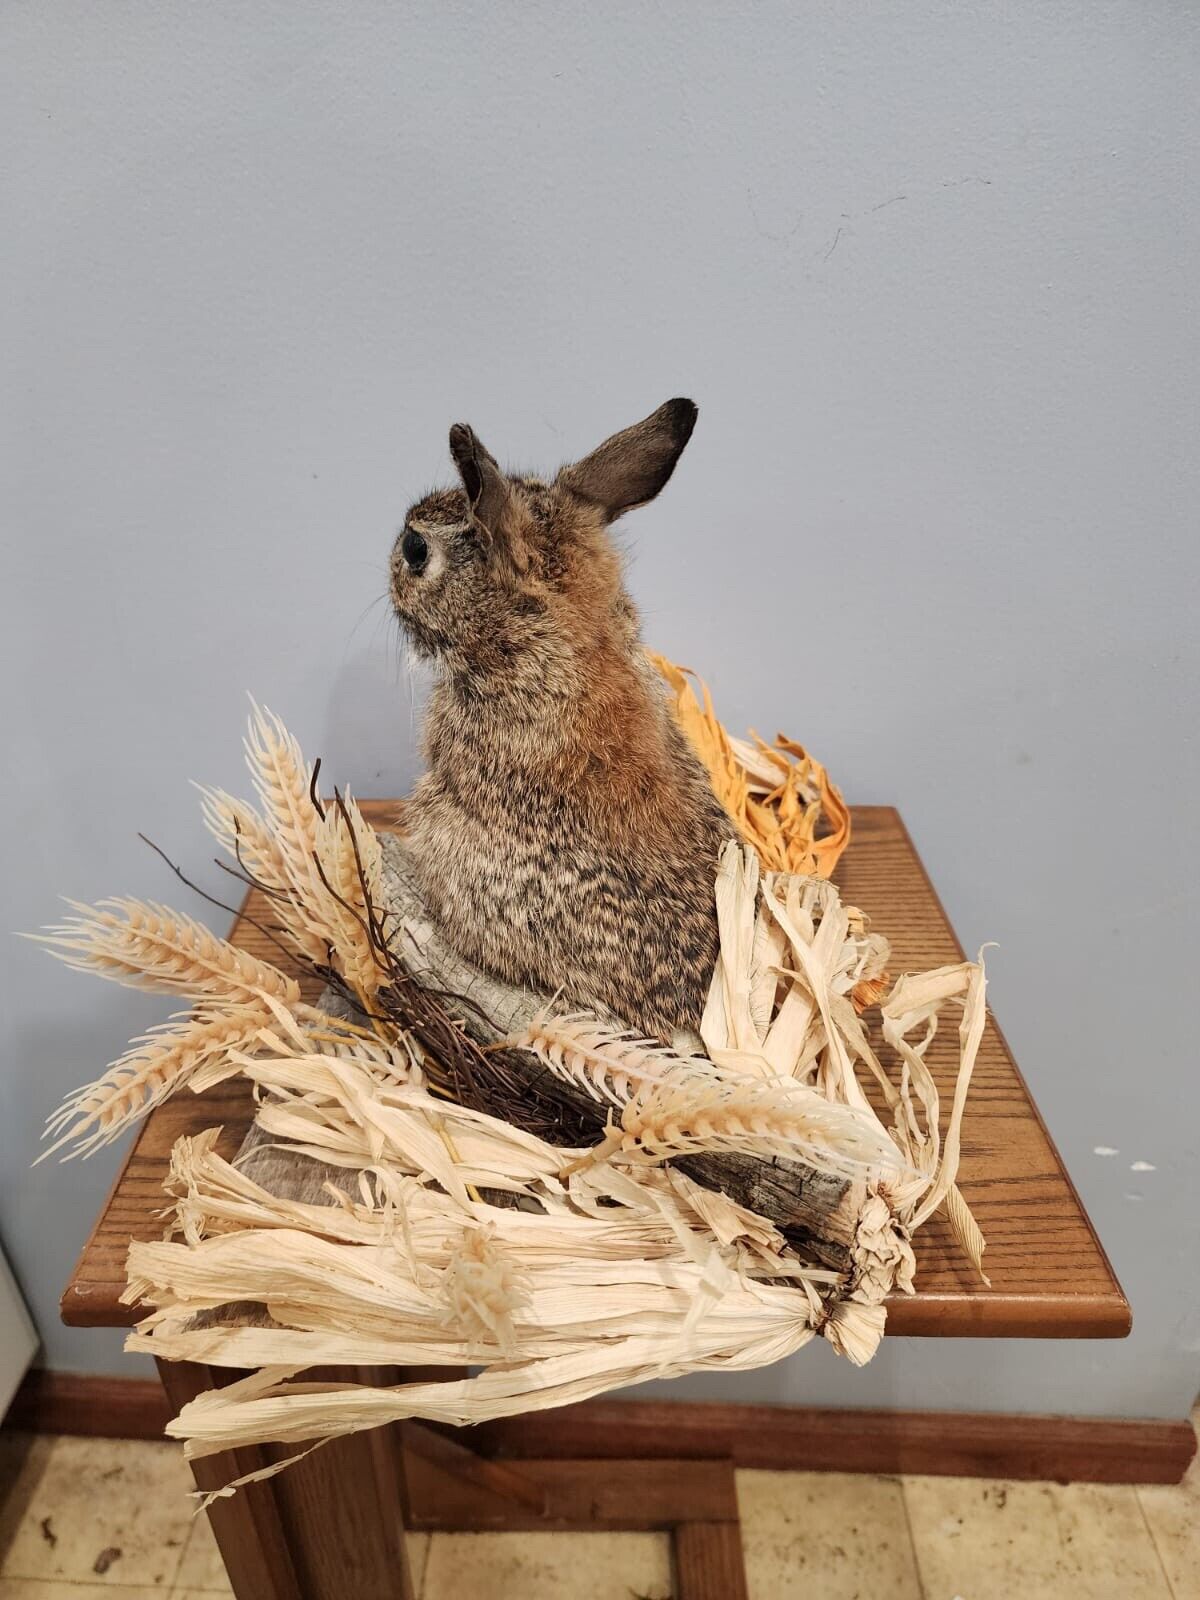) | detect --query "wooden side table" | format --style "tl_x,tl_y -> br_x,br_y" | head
61,807 -> 1129,1599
